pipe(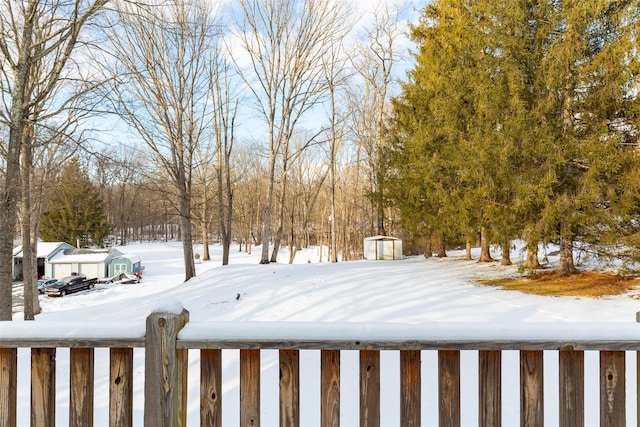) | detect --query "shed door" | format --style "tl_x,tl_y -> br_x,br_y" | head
113,262 -> 128,275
